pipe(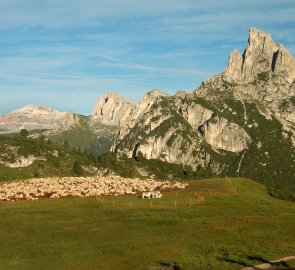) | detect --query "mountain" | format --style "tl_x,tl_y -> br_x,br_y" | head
1,28 -> 294,197
0,93 -> 134,155
112,28 -> 295,193
45,93 -> 135,154
0,104 -> 65,134
0,93 -> 137,181
198,27 -> 295,143
45,112 -> 119,155
92,92 -> 137,126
